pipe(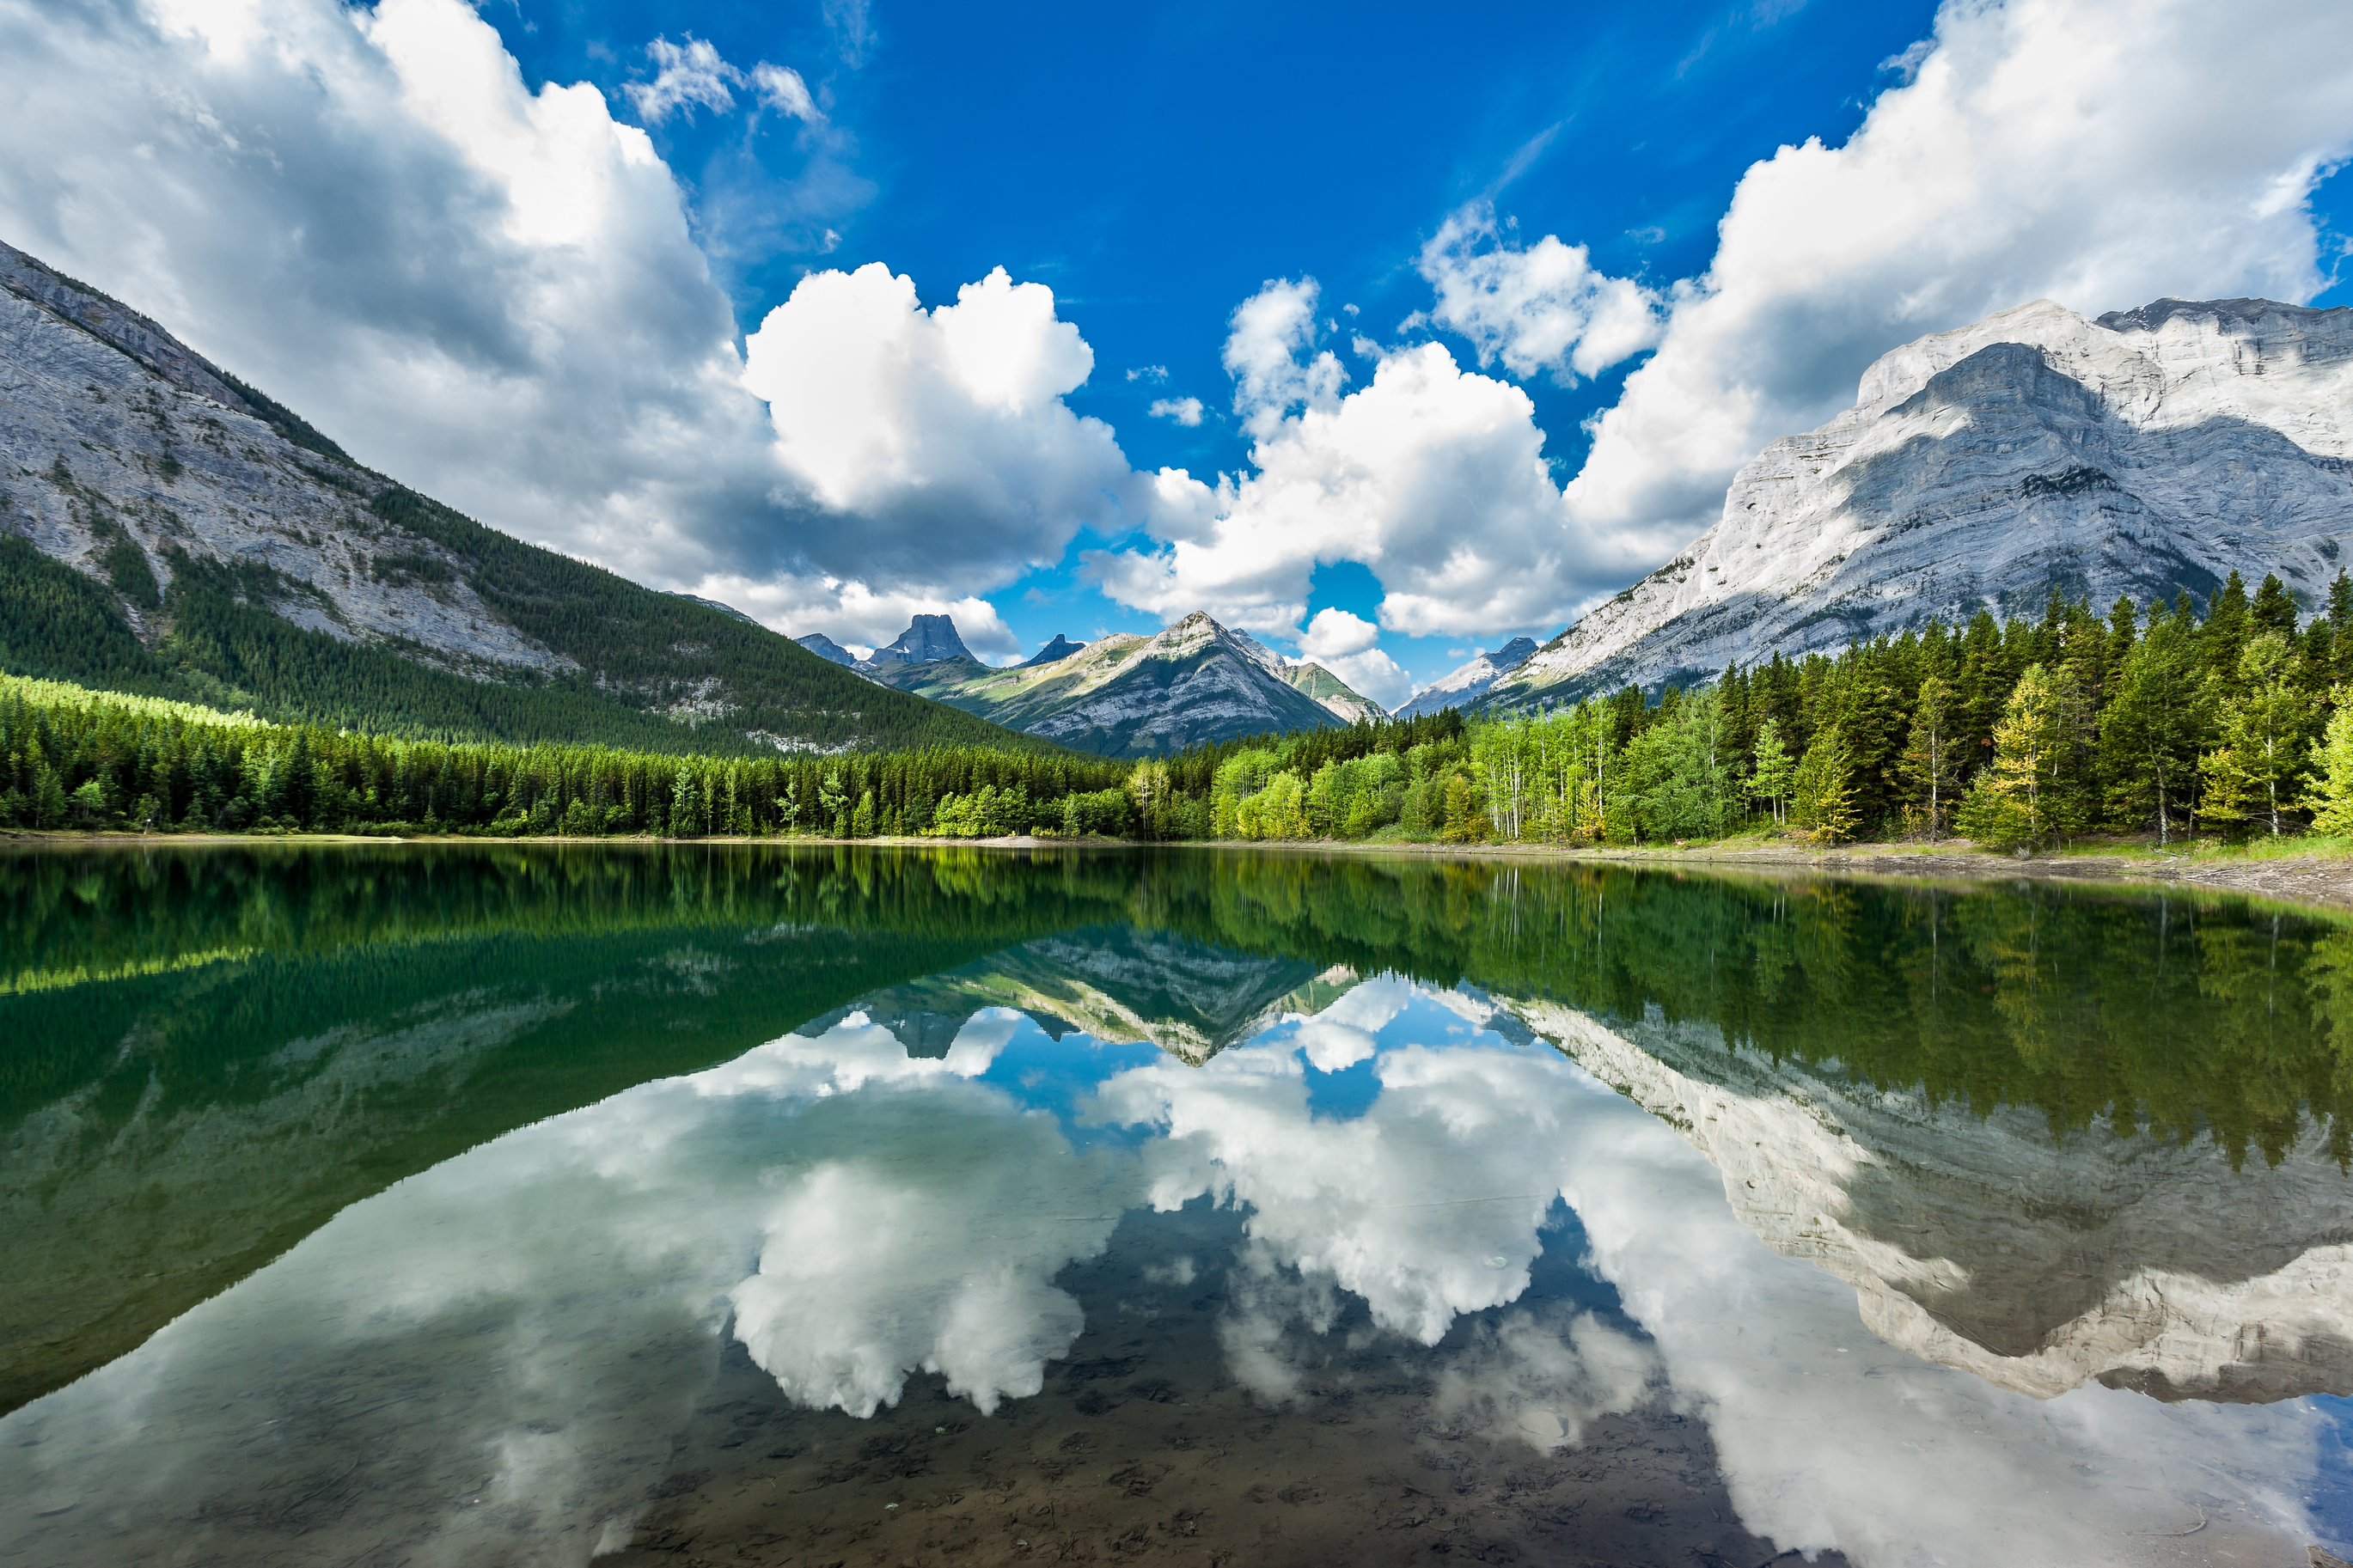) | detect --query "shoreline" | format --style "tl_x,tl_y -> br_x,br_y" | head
9,828 -> 2352,912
